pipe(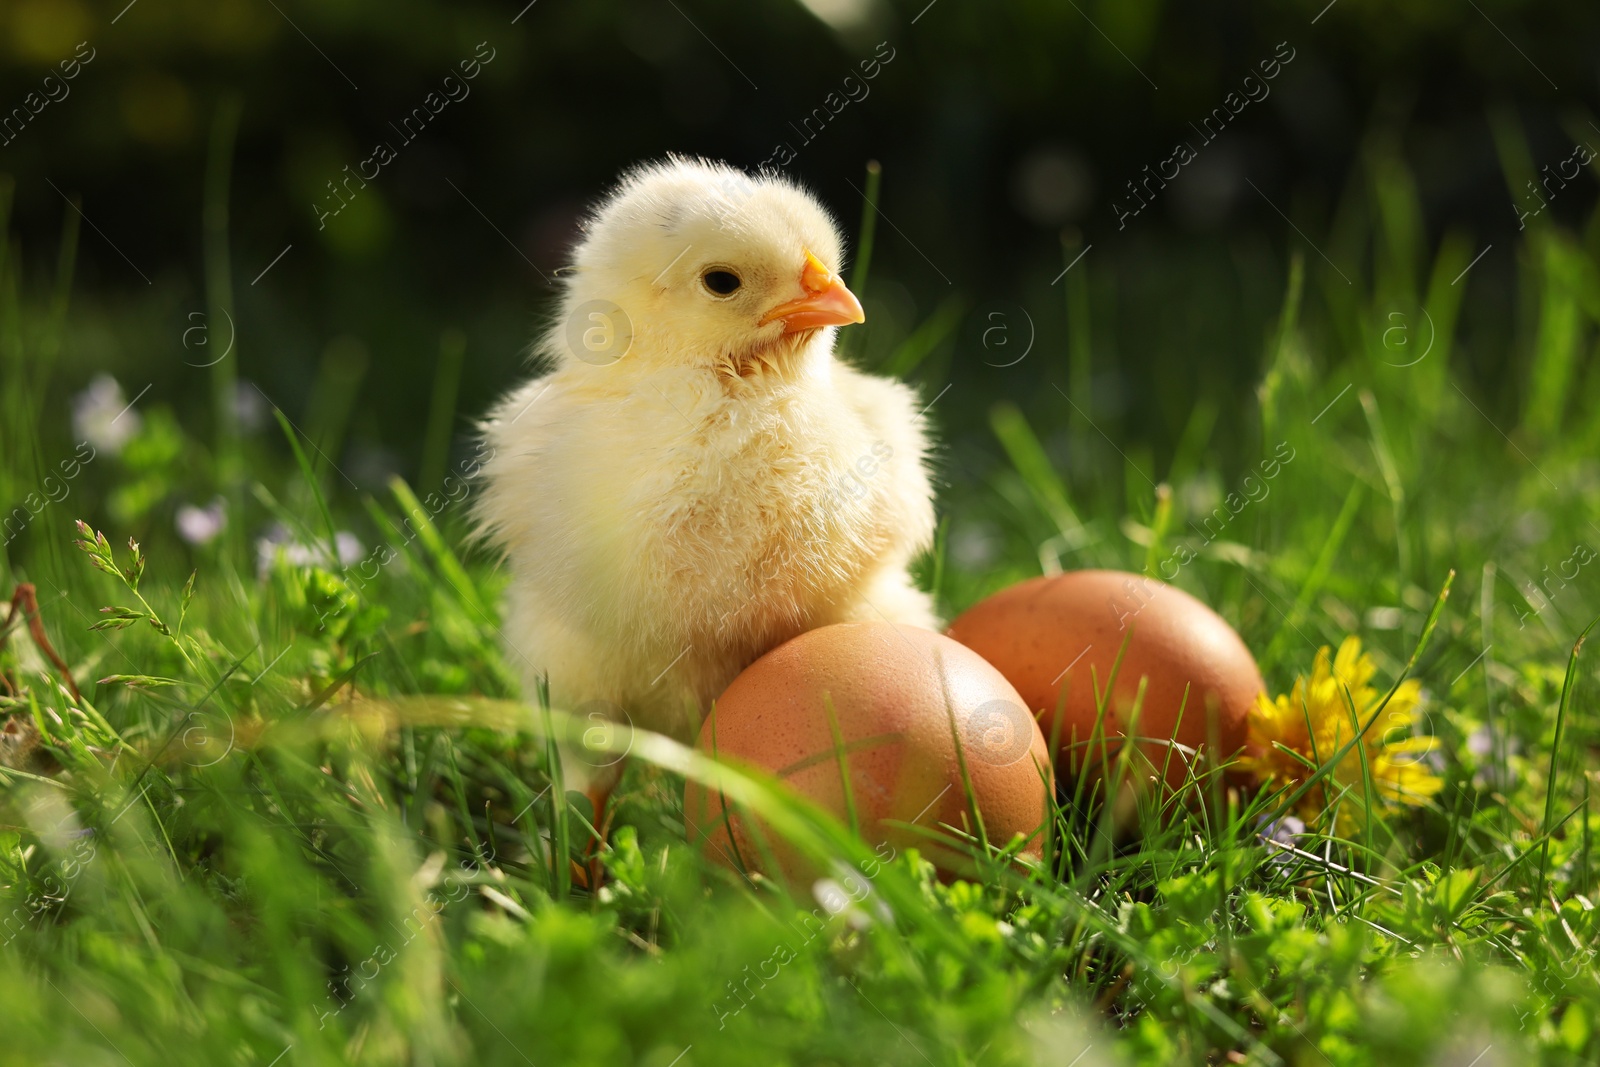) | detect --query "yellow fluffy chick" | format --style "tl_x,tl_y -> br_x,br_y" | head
476,157 -> 937,780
